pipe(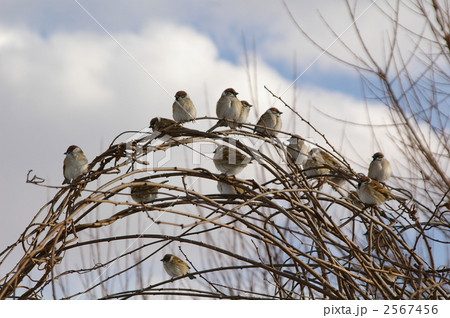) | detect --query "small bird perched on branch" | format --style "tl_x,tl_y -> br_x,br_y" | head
149,117 -> 180,131
213,145 -> 251,175
217,180 -> 246,195
368,152 -> 392,182
303,148 -> 328,178
63,145 -> 89,184
172,90 -> 197,123
161,254 -> 196,280
130,180 -> 169,204
207,88 -> 242,132
357,176 -> 405,206
254,107 -> 282,137
237,100 -> 252,127
286,136 -> 309,166
346,190 -> 365,209
303,148 -> 349,185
